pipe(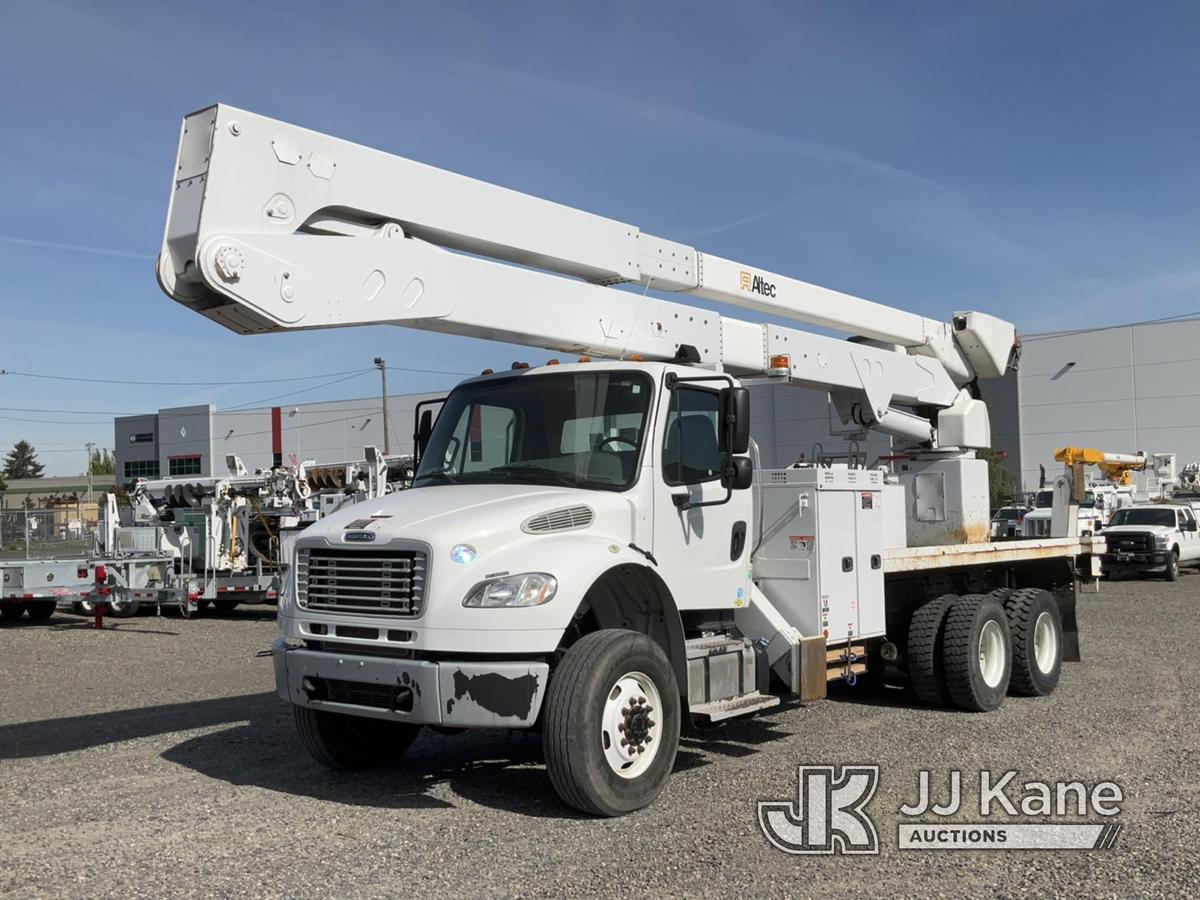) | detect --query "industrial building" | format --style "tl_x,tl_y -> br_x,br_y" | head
988,315 -> 1200,493
114,382 -> 888,481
